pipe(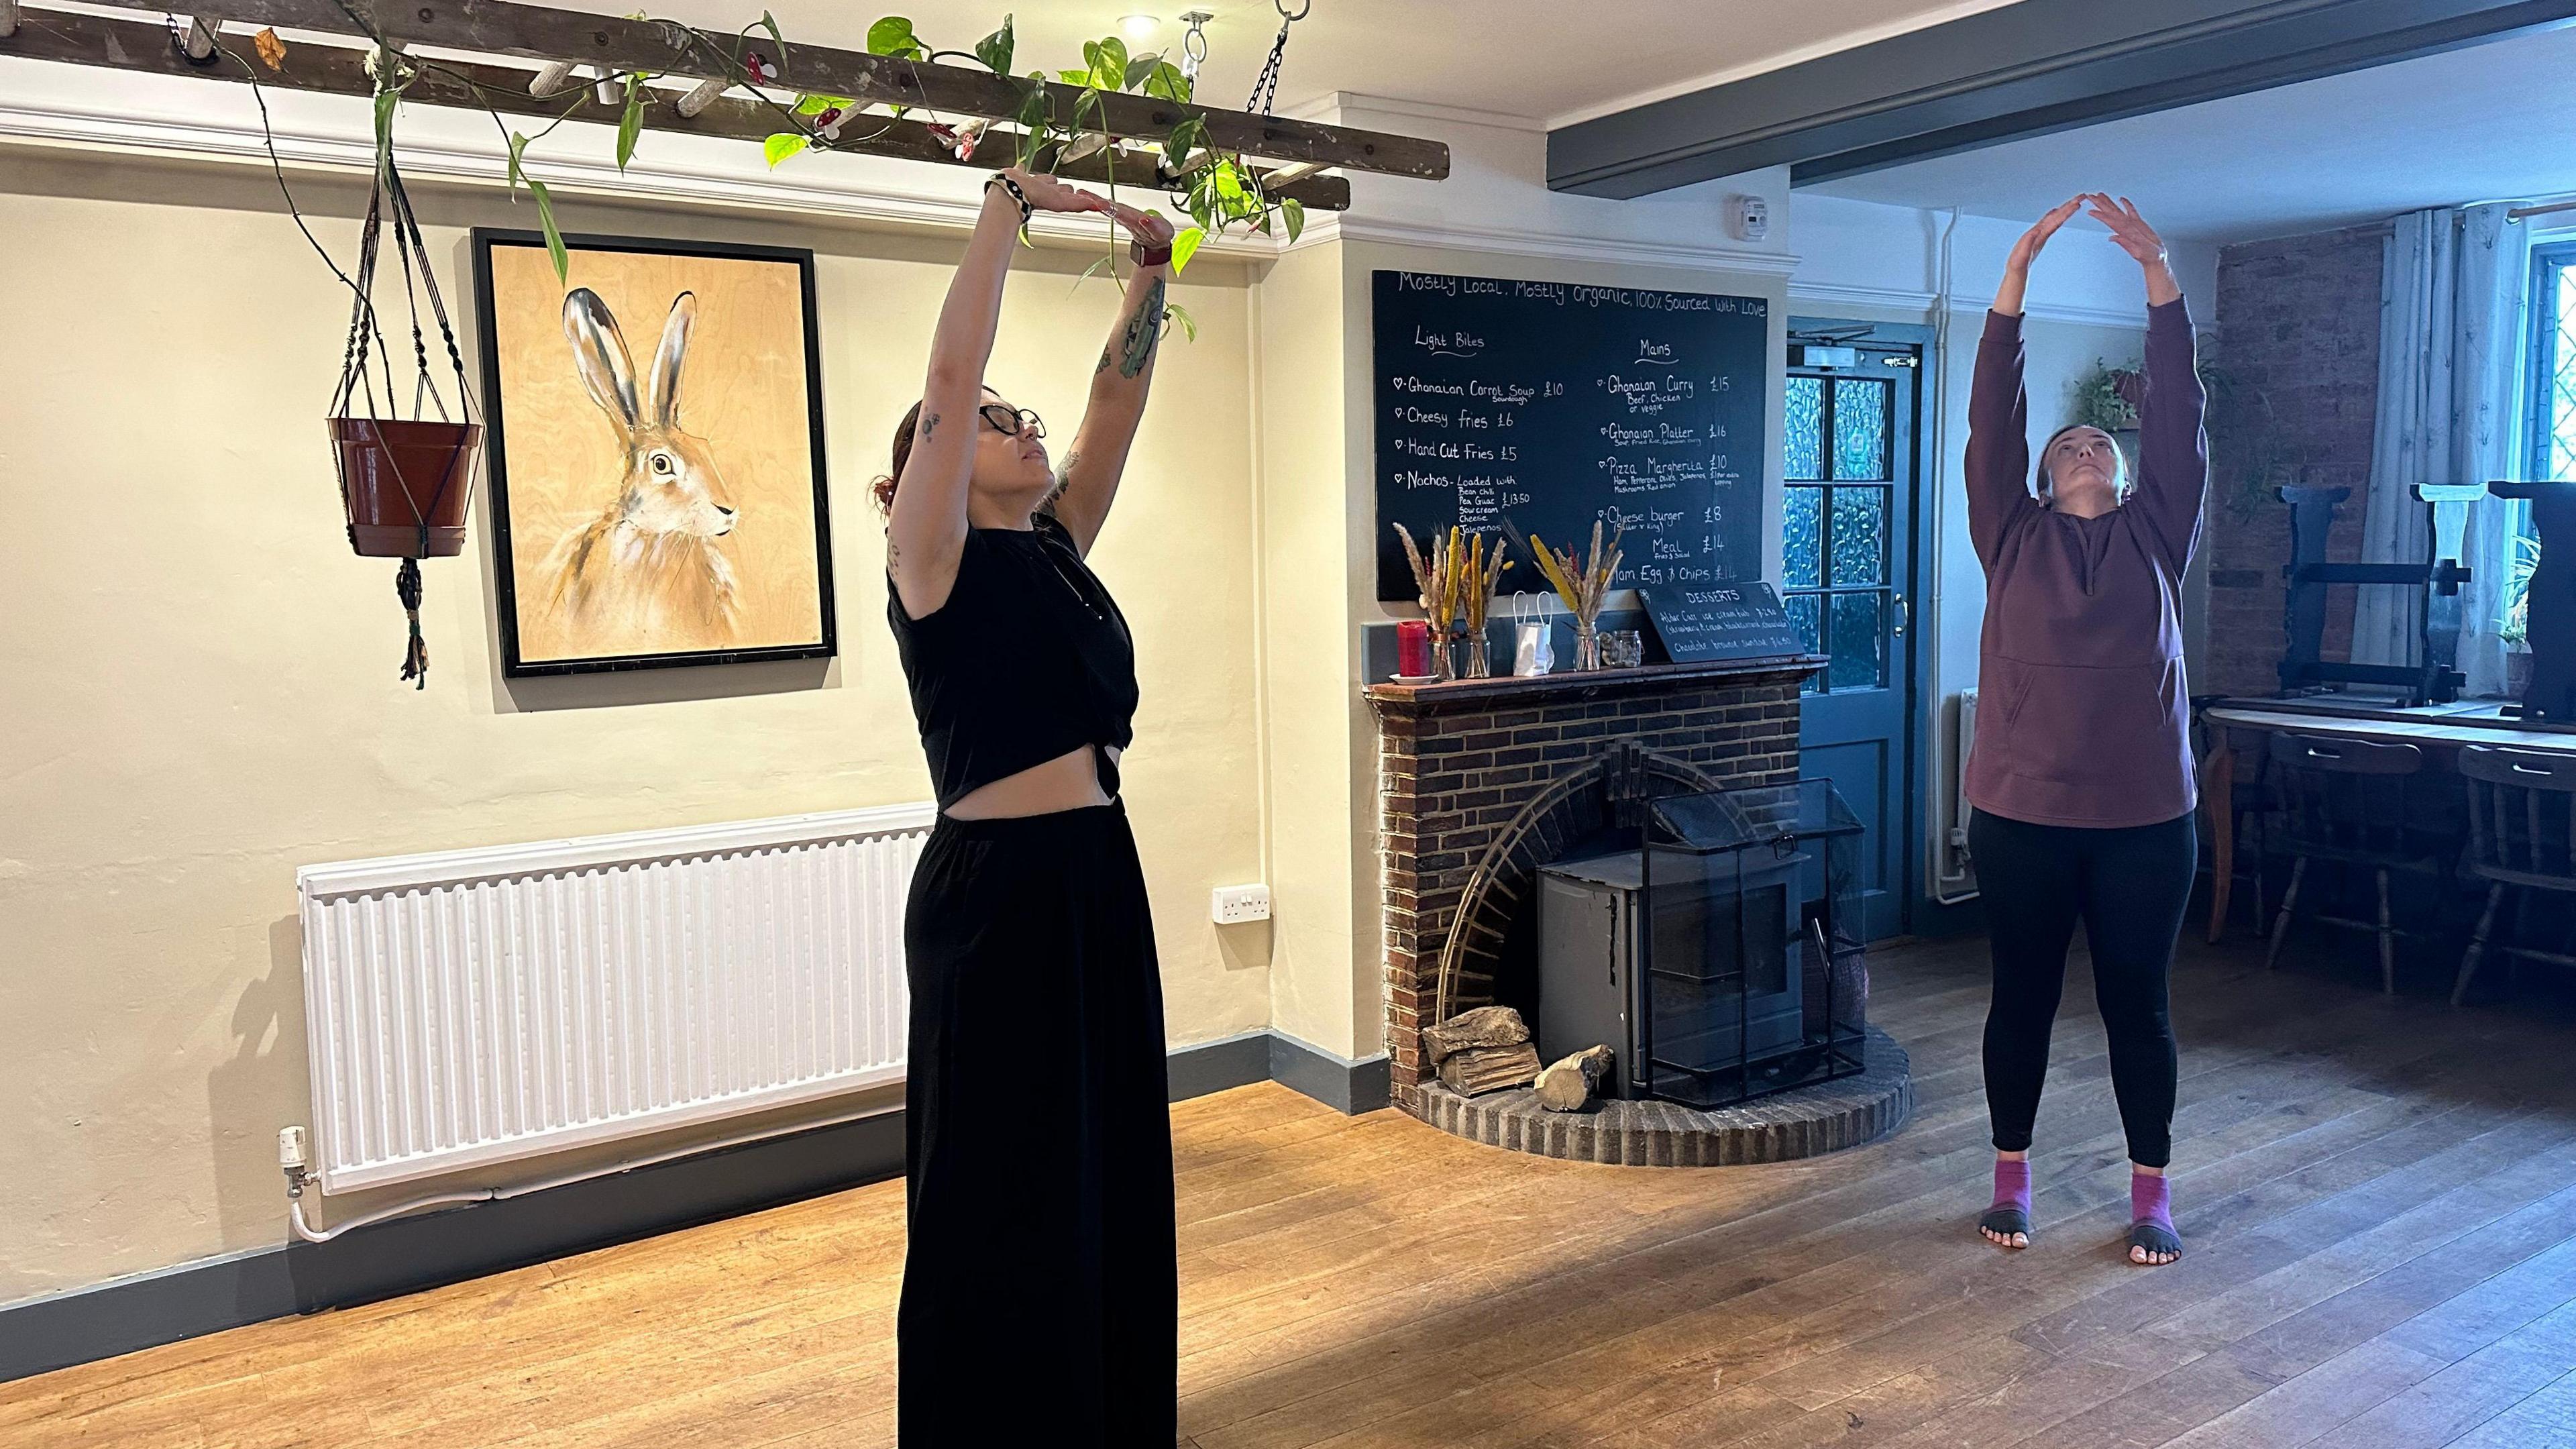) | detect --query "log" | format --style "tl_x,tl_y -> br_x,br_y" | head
1535,1044 -> 1613,1112
1438,1041 -> 1541,1097
1421,1004 -> 1529,1066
